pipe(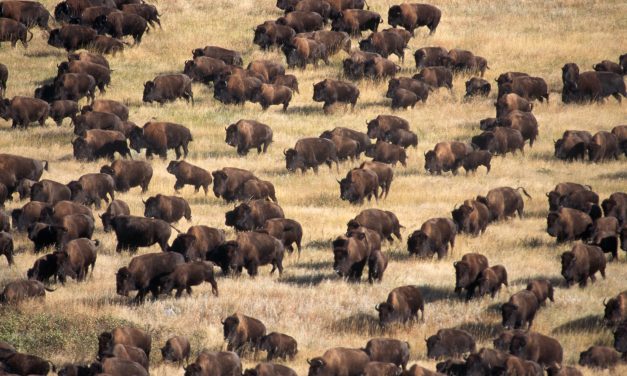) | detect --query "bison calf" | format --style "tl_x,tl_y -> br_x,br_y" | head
160,261 -> 218,298
259,332 -> 298,361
